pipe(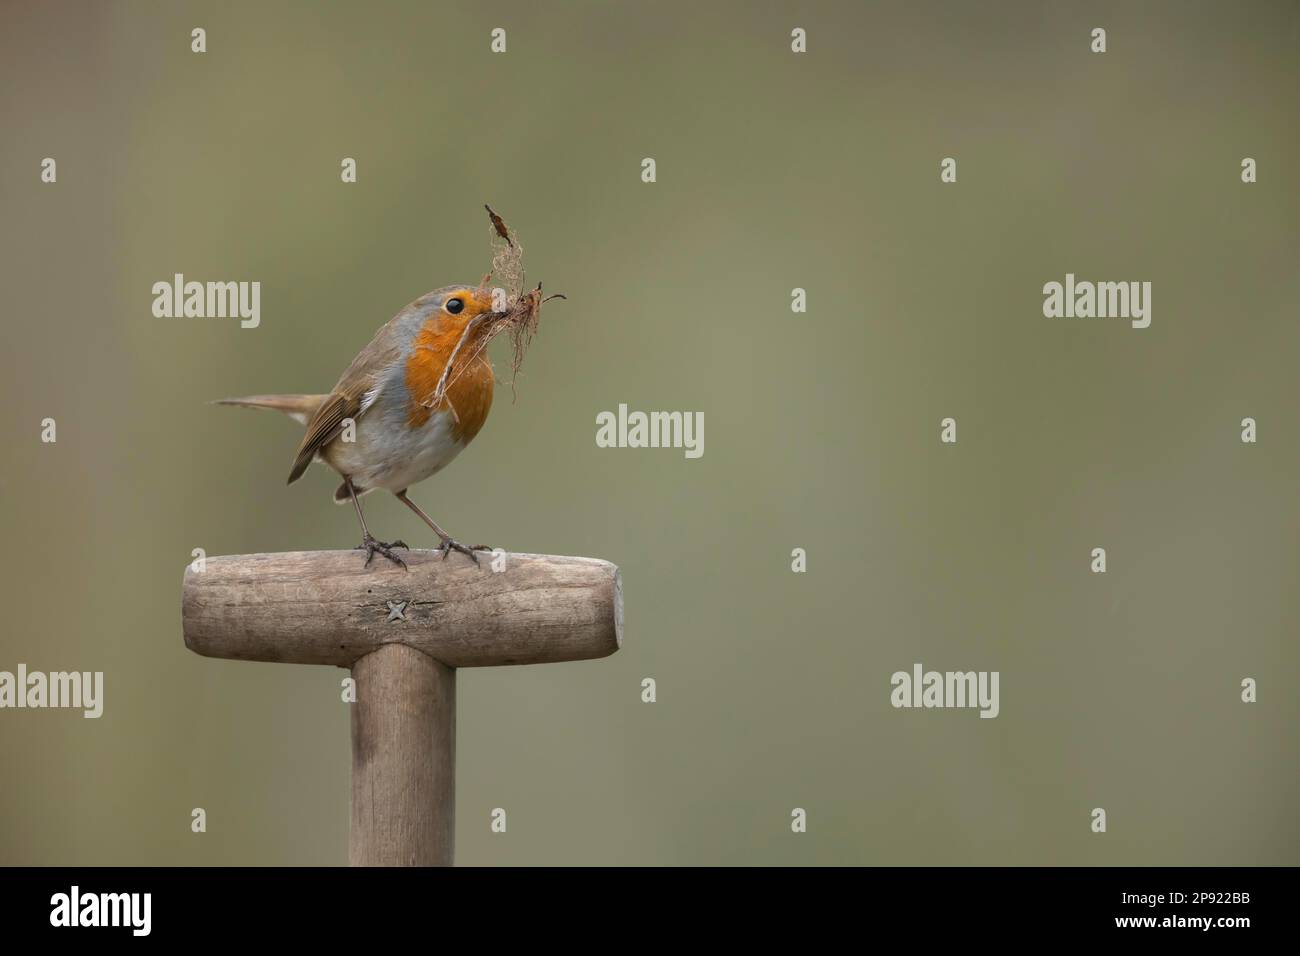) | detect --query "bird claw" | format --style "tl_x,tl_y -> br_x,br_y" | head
436,536 -> 489,565
355,535 -> 408,569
